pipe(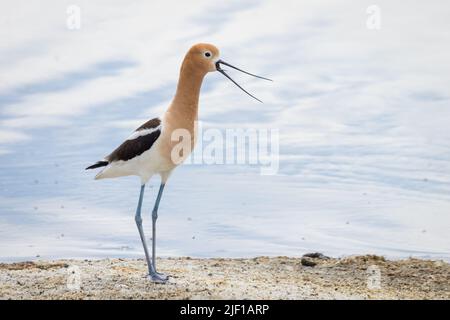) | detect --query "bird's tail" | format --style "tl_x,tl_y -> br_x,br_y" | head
85,161 -> 108,170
